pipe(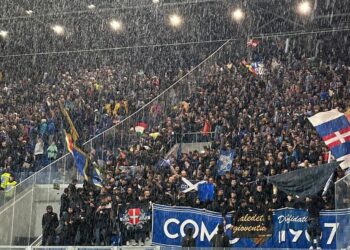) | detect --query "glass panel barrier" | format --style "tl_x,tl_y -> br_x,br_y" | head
11,177 -> 34,245
335,173 -> 350,249
0,197 -> 14,245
